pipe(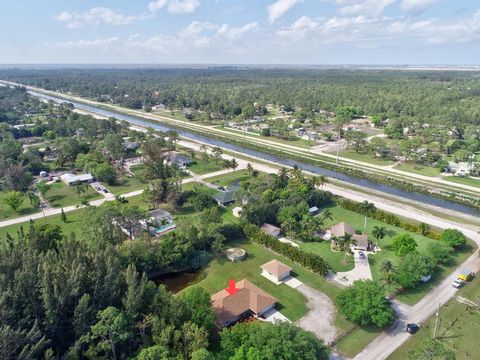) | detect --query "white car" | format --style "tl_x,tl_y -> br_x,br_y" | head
452,278 -> 465,288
